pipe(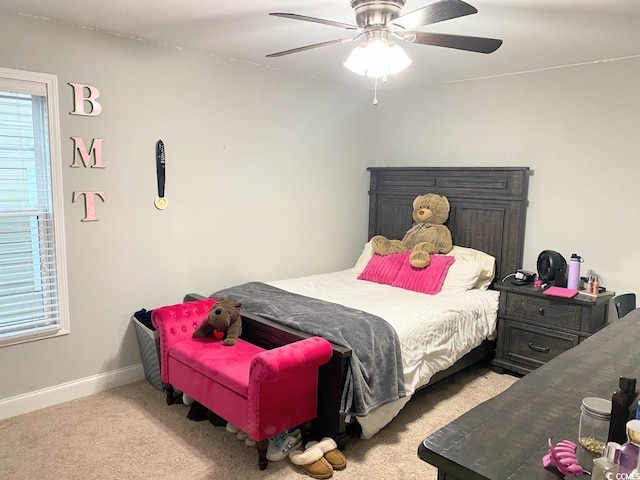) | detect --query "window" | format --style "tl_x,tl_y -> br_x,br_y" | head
0,67 -> 69,347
